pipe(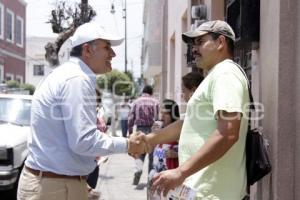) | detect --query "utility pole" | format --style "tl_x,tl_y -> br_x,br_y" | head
111,0 -> 128,73
123,0 -> 128,73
